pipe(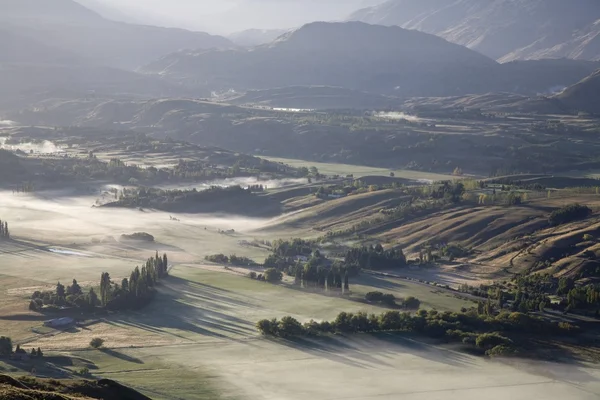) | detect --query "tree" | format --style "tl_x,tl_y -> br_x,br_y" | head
278,316 -> 304,337
344,271 -> 350,292
90,338 -> 104,349
87,288 -> 98,307
100,272 -> 111,306
294,266 -> 302,285
70,279 -> 82,295
37,347 -> 43,358
56,282 -> 65,299
30,348 -> 37,357
0,336 -> 13,356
